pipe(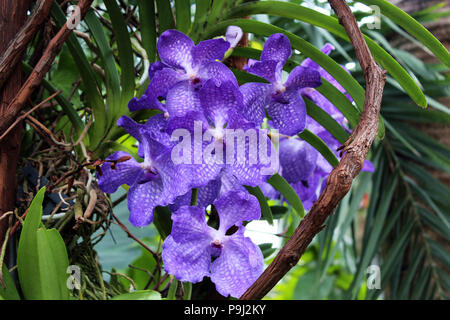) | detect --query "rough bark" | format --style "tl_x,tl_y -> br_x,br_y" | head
0,0 -> 30,254
240,0 -> 386,300
0,0 -> 94,137
0,0 -> 53,90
